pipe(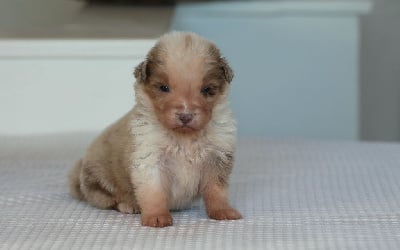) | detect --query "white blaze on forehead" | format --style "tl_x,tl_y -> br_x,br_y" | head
153,31 -> 217,88
167,56 -> 205,84
158,31 -> 212,56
